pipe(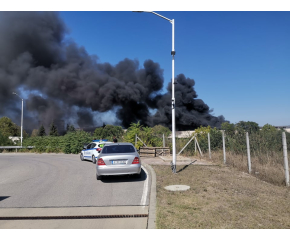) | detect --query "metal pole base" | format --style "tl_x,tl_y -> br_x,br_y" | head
171,162 -> 176,173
